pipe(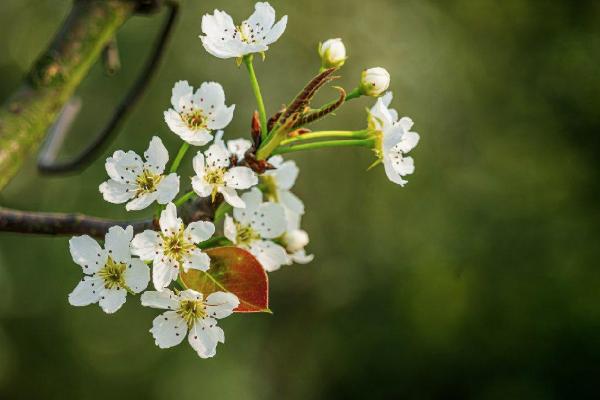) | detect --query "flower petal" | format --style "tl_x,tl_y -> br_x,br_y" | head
68,275 -> 103,306
131,230 -> 162,261
207,104 -> 235,130
150,311 -> 187,348
264,15 -> 287,45
205,292 -> 239,319
124,258 -> 150,293
159,203 -> 182,236
269,159 -> 298,190
205,142 -> 230,169
69,235 -> 107,274
156,173 -> 180,204
104,225 -> 133,264
218,186 -> 245,208
99,287 -> 127,314
185,221 -> 215,243
152,255 -> 179,290
182,248 -> 211,272
250,202 -> 287,239
144,136 -> 169,174
233,187 -> 262,222
279,189 -> 305,215
141,289 -> 179,310
105,150 -> 143,183
248,240 -> 288,272
188,318 -> 223,358
223,166 -> 257,189
223,215 -> 237,243
126,191 -> 159,211
227,138 -> 253,159
171,80 -> 193,111
192,176 -> 213,198
99,179 -> 136,204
